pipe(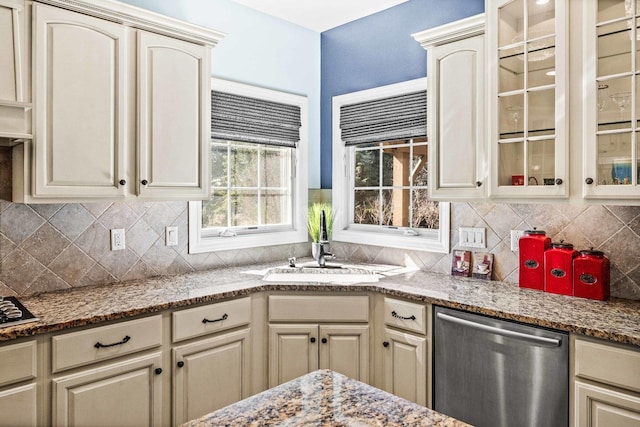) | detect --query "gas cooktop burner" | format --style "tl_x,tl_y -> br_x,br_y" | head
0,296 -> 38,327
